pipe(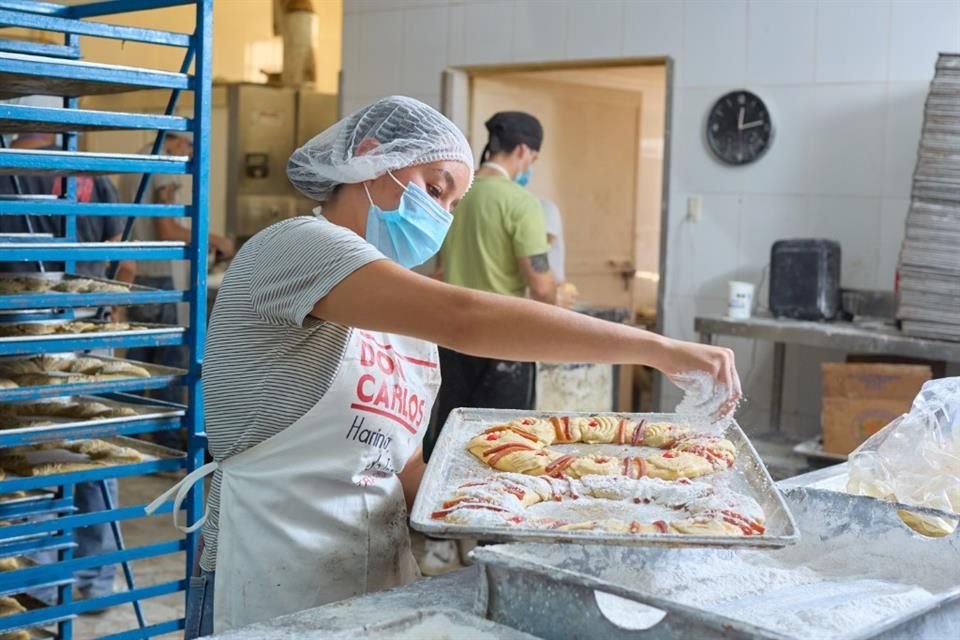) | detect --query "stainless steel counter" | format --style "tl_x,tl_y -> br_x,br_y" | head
696,314 -> 960,435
